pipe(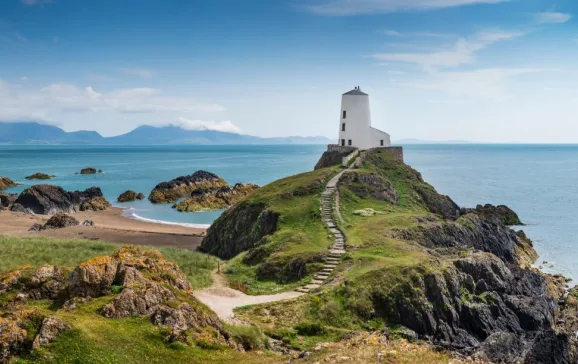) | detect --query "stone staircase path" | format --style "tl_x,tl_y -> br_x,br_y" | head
295,160 -> 357,293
